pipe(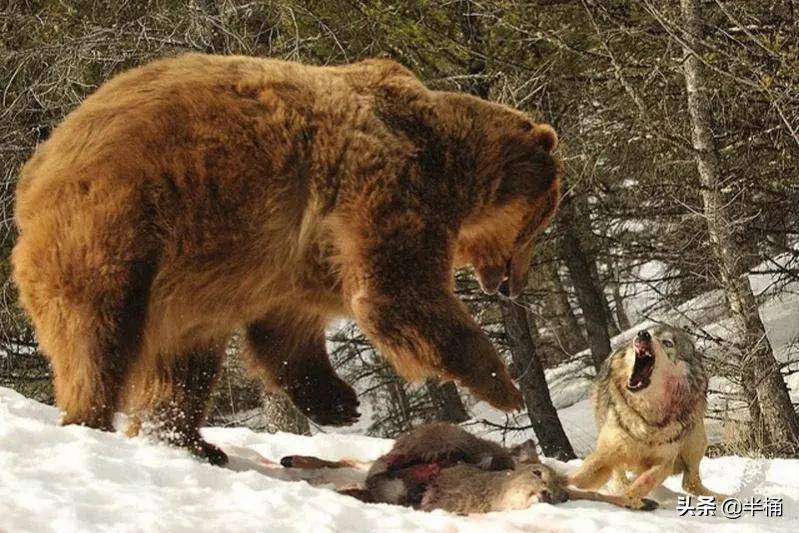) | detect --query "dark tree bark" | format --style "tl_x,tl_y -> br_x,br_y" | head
389,372 -> 413,433
454,0 -> 573,459
681,0 -> 799,453
575,189 -> 619,338
262,393 -> 311,435
500,299 -> 576,460
606,260 -> 632,332
456,0 -> 491,99
426,380 -> 469,423
558,190 -> 612,369
591,260 -> 620,337
537,259 -> 586,355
